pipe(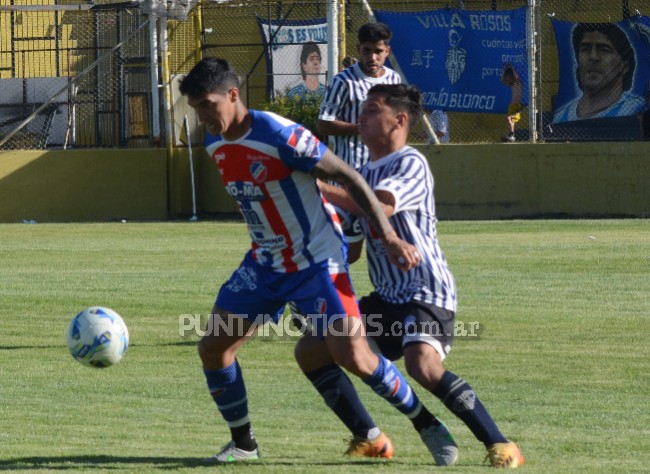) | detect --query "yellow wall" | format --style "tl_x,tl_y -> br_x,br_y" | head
178,142 -> 650,220
0,149 -> 167,222
1,143 -> 649,223
424,143 -> 650,219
